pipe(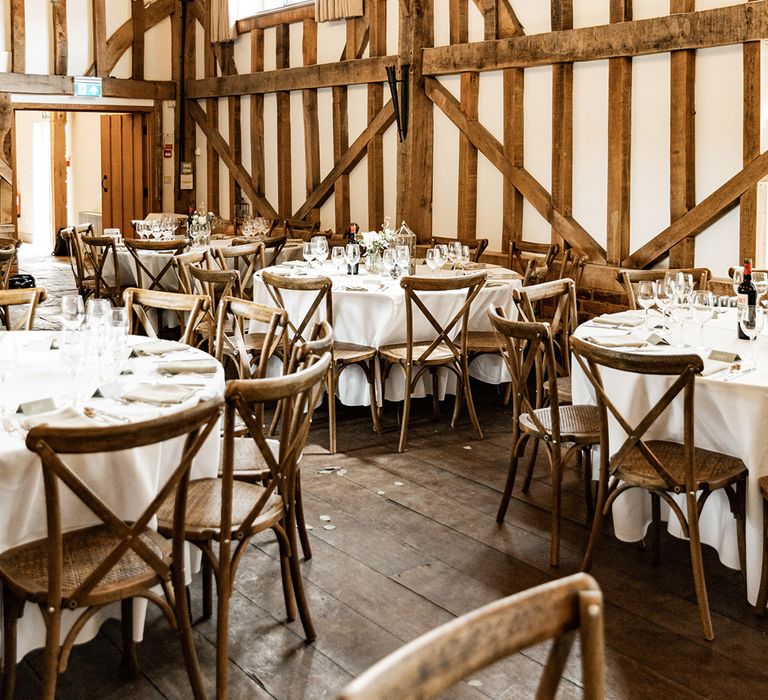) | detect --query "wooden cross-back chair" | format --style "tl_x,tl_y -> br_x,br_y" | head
79,234 -> 124,305
339,572 -> 605,700
554,248 -> 589,288
282,218 -> 321,241
509,240 -> 560,286
379,273 -> 486,453
123,239 -> 188,293
157,354 -> 331,698
618,267 -> 711,310
232,233 -> 288,267
570,337 -> 747,640
185,265 -> 242,352
60,227 -> 96,300
490,309 -> 599,568
123,287 -> 209,346
0,241 -> 19,290
261,270 -> 380,453
3,399 -> 224,700
172,249 -> 209,295
213,240 -> 265,298
430,236 -> 489,263
0,287 -> 47,331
